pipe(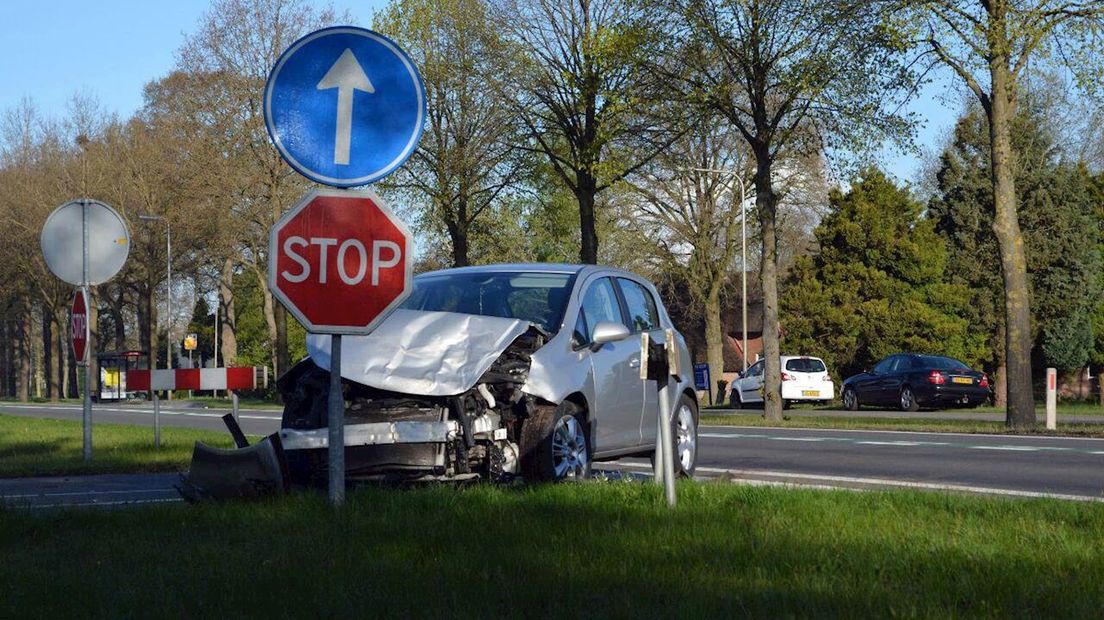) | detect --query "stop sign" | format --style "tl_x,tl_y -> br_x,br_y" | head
269,189 -> 413,334
71,289 -> 88,363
